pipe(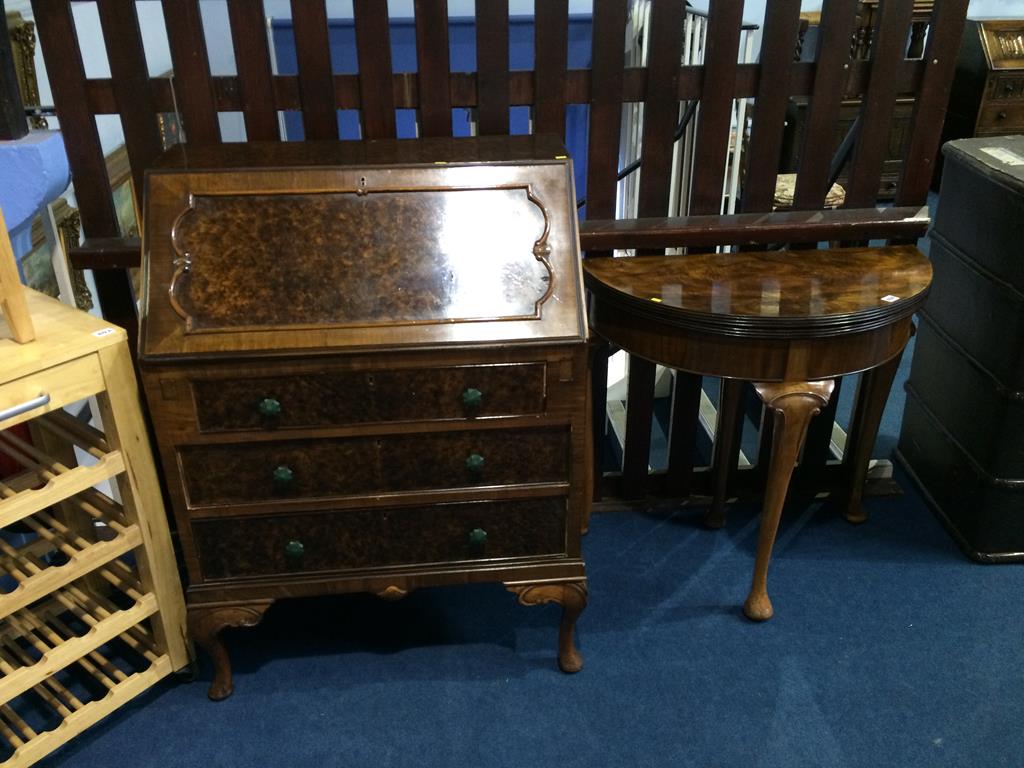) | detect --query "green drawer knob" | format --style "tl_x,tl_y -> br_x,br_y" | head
468,528 -> 487,547
272,465 -> 294,486
461,387 -> 483,410
465,453 -> 485,474
284,539 -> 304,559
258,397 -> 282,418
